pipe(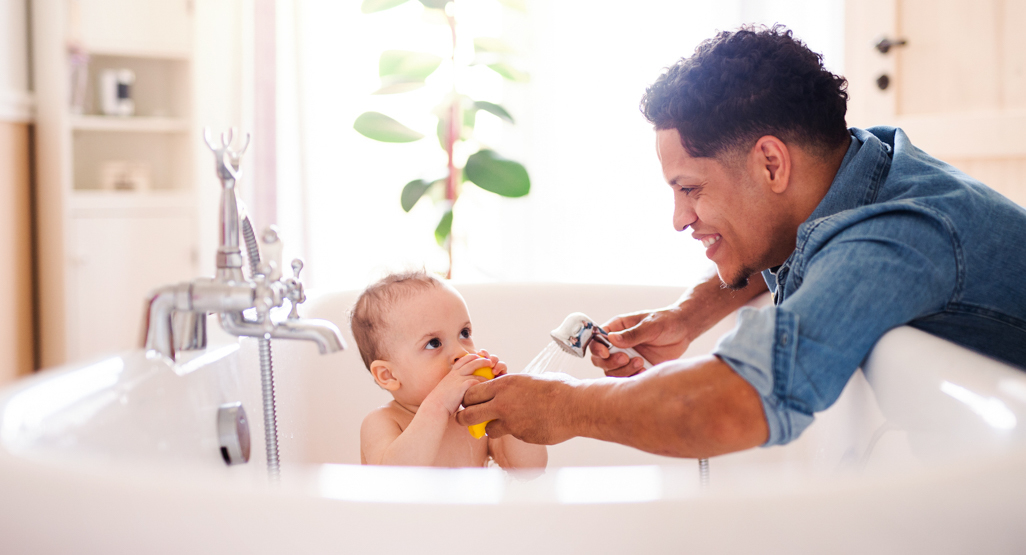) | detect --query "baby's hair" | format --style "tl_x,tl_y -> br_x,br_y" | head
349,269 -> 444,370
